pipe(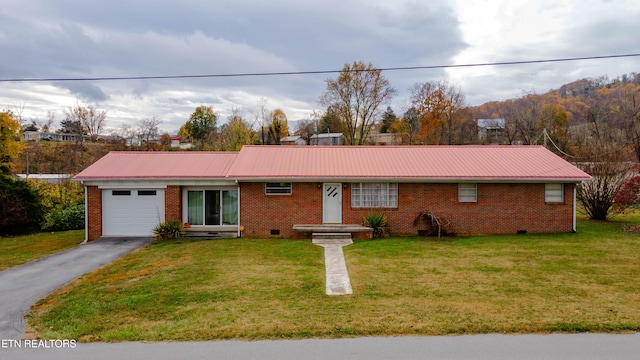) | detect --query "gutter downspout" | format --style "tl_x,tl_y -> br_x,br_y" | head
82,184 -> 88,244
236,181 -> 241,238
573,183 -> 577,233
